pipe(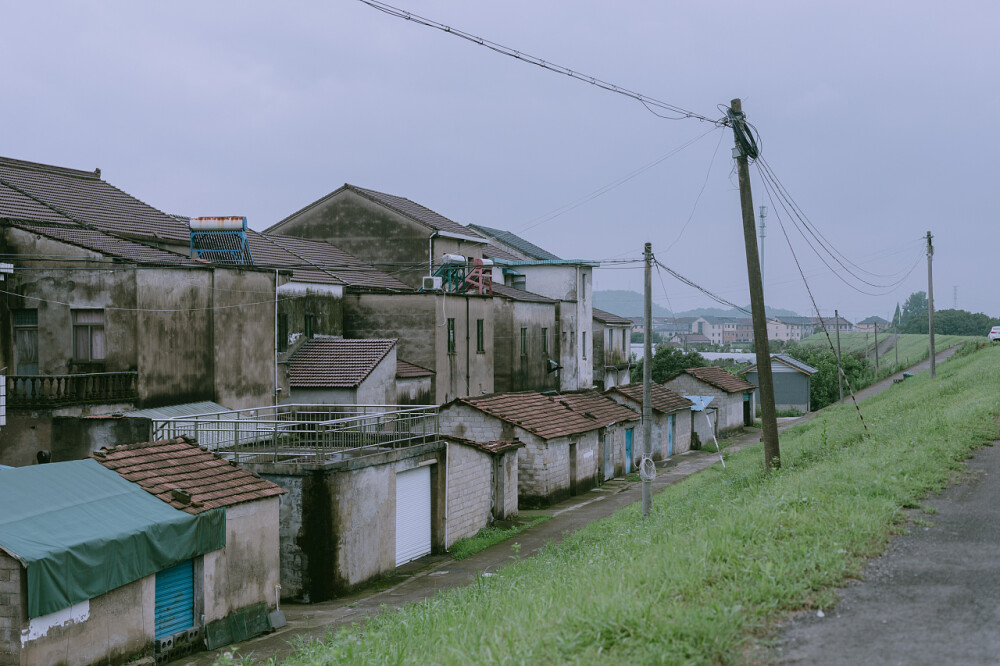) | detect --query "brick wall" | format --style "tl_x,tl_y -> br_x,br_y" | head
0,552 -> 23,665
446,443 -> 493,545
438,404 -> 505,442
